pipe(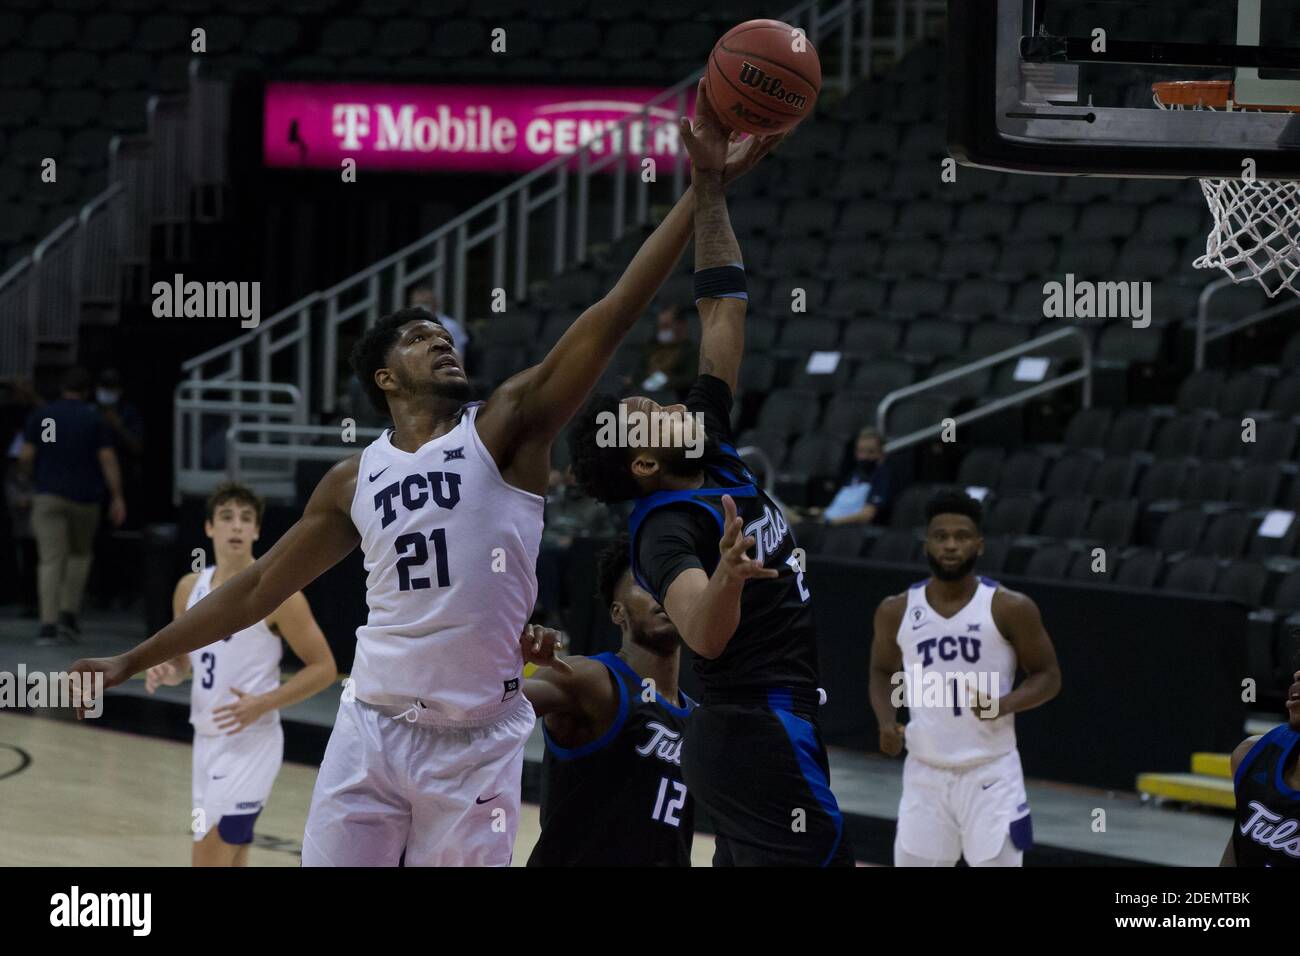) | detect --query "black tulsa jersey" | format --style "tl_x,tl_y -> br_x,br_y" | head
527,653 -> 695,866
629,374 -> 819,696
1232,724 -> 1300,867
